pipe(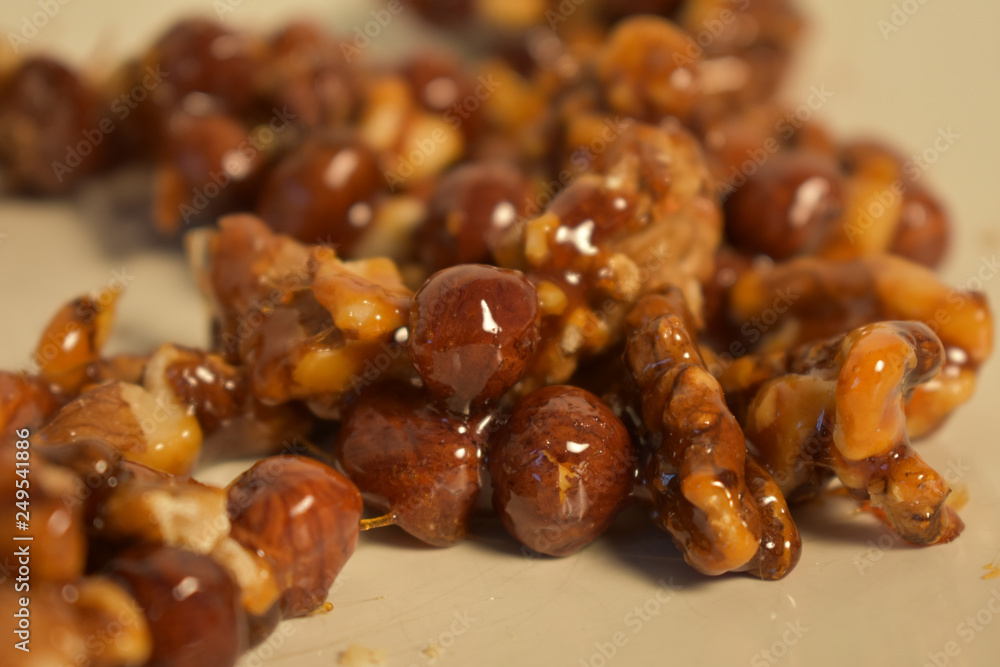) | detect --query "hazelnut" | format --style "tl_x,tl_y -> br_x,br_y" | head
488,385 -> 636,556
409,264 -> 540,413
227,455 -> 363,617
336,383 -> 485,547
106,544 -> 247,667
